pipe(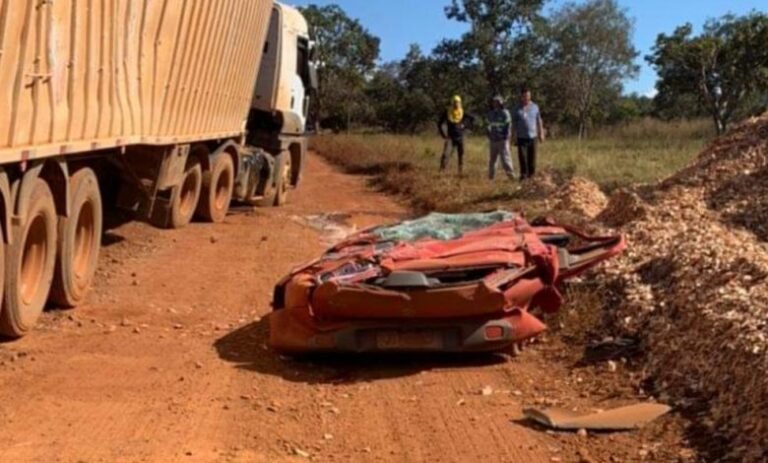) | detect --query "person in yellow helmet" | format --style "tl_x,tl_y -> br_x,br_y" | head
437,95 -> 474,176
